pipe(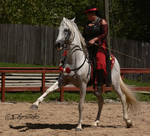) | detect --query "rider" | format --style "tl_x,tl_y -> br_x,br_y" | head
83,6 -> 112,94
